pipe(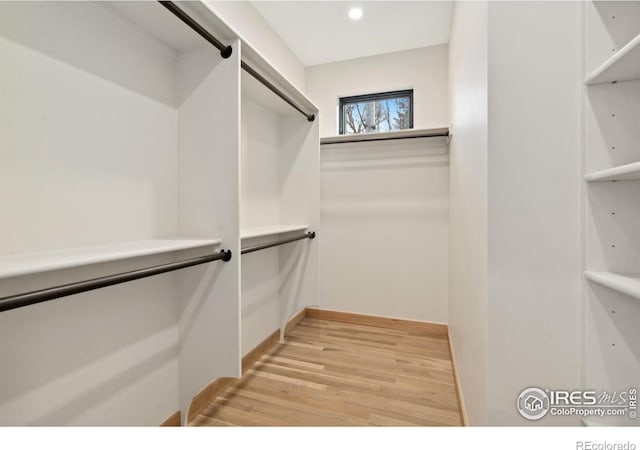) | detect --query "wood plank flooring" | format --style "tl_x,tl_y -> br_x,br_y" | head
191,317 -> 463,426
